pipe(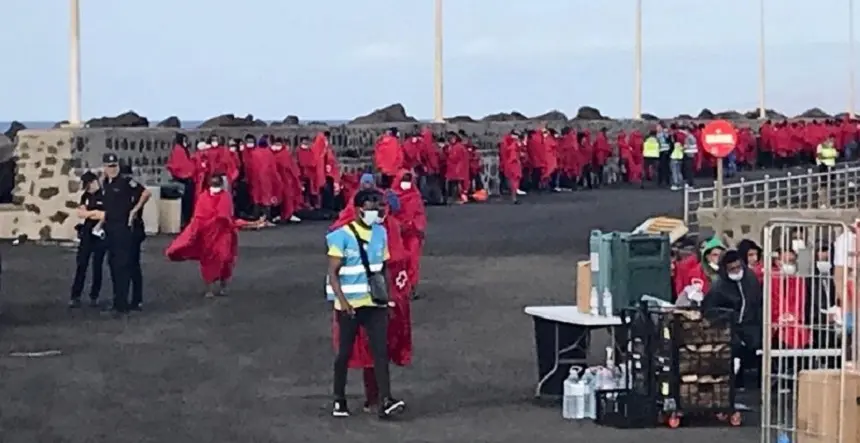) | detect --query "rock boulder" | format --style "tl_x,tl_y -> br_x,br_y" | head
481,112 -> 528,122
573,106 -> 606,120
349,104 -> 417,125
157,116 -> 181,128
198,114 -> 260,128
447,115 -> 477,123
3,121 -> 26,140
86,111 -> 149,128
532,110 -> 568,121
798,107 -> 831,119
